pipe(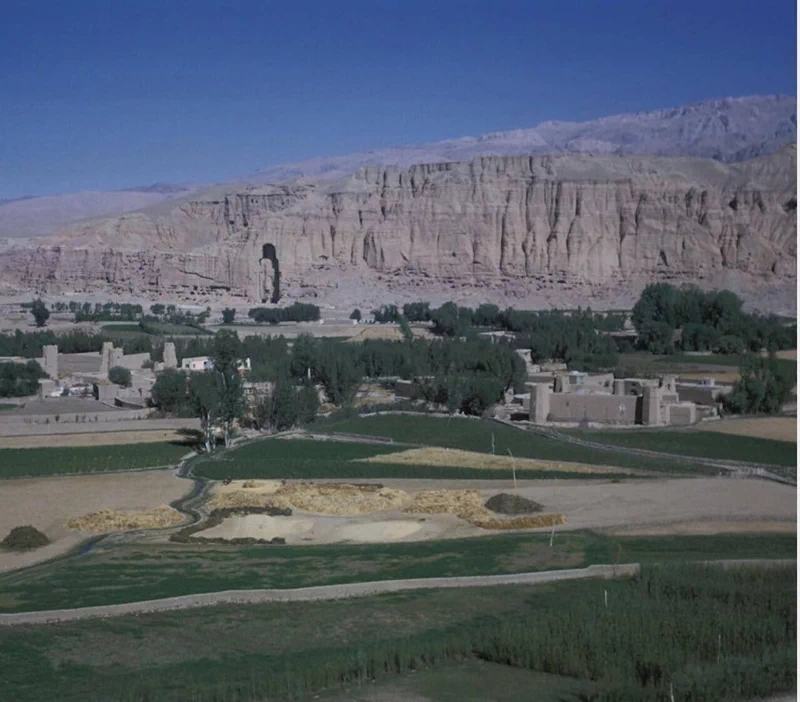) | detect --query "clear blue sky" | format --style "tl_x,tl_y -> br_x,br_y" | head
0,0 -> 795,198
